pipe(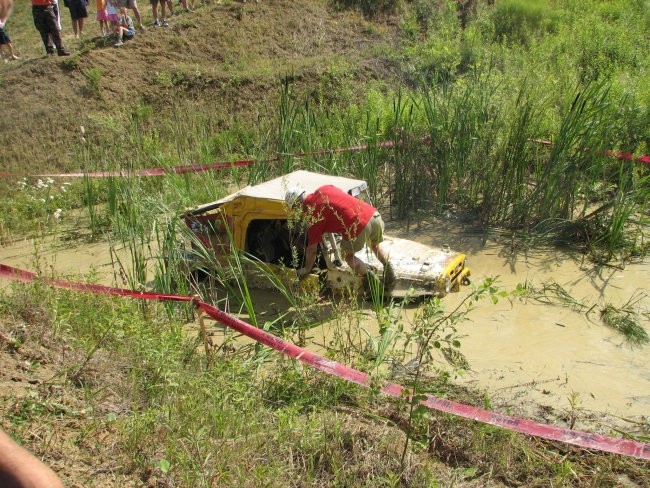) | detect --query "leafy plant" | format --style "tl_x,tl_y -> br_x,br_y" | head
84,67 -> 102,97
